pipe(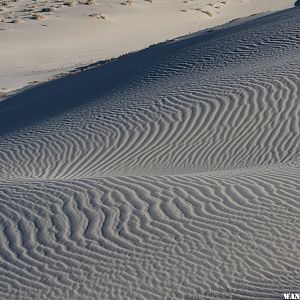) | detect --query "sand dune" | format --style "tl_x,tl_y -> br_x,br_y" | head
0,0 -> 296,94
0,7 -> 299,179
1,166 -> 300,299
0,5 -> 299,300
